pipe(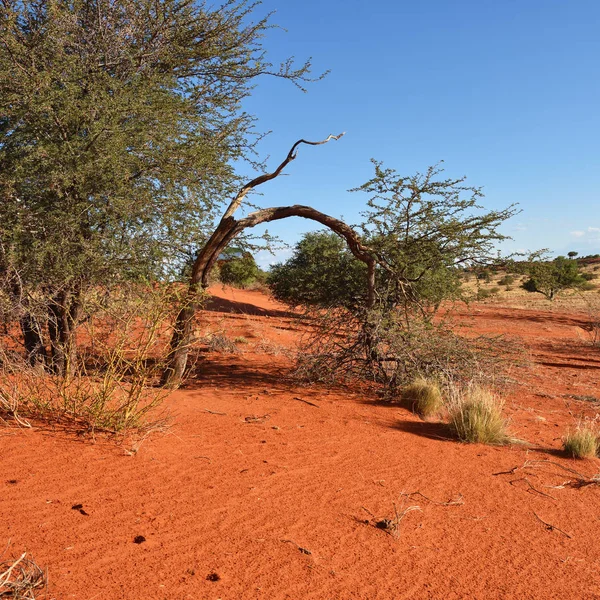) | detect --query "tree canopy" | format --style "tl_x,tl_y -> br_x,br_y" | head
268,162 -> 517,317
0,0 -> 318,370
